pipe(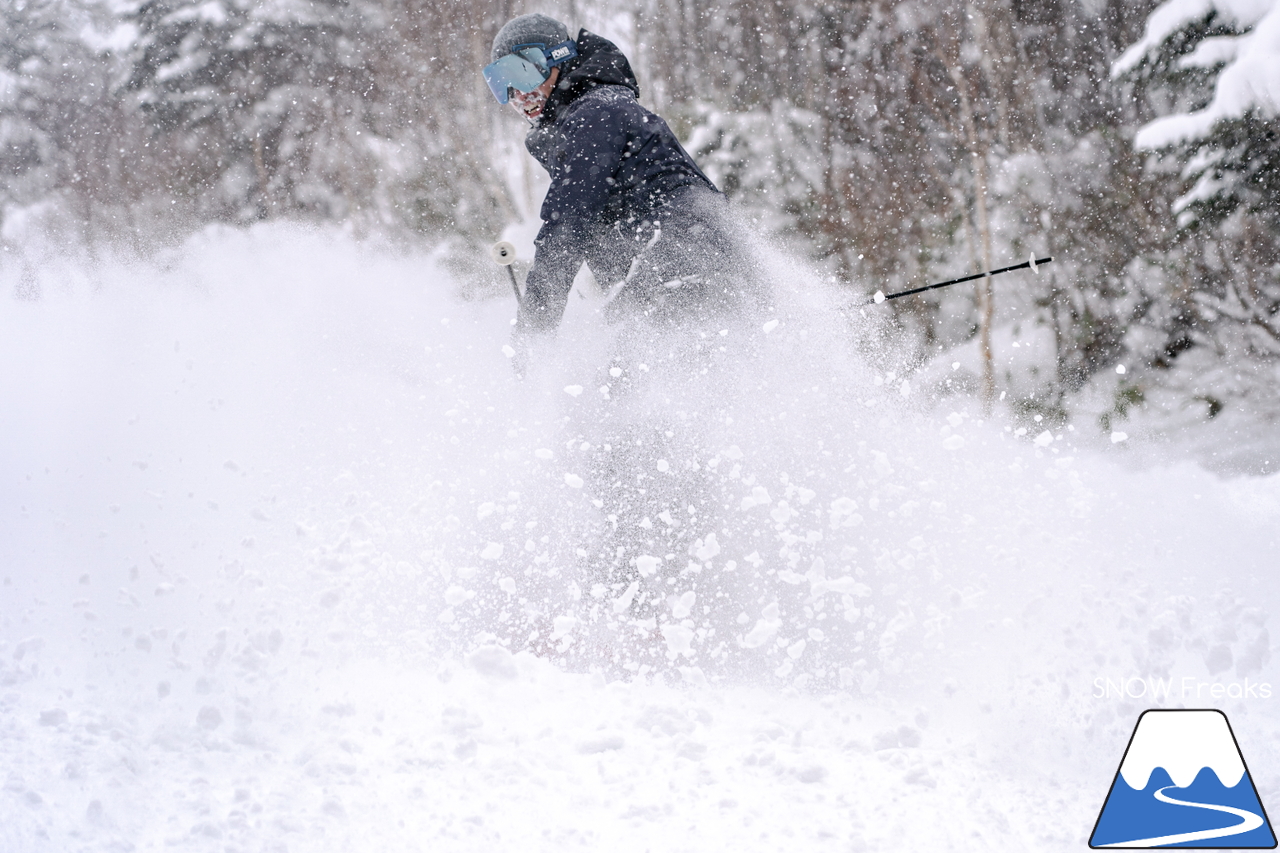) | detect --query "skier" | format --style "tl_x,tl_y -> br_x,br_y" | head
483,14 -> 757,350
485,16 -> 758,648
